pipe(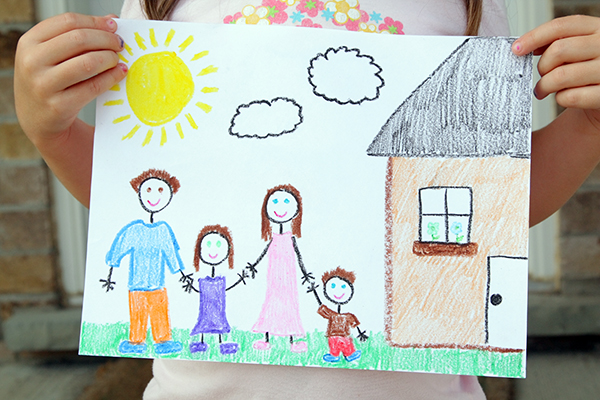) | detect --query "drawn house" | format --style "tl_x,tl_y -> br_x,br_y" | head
367,38 -> 532,351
